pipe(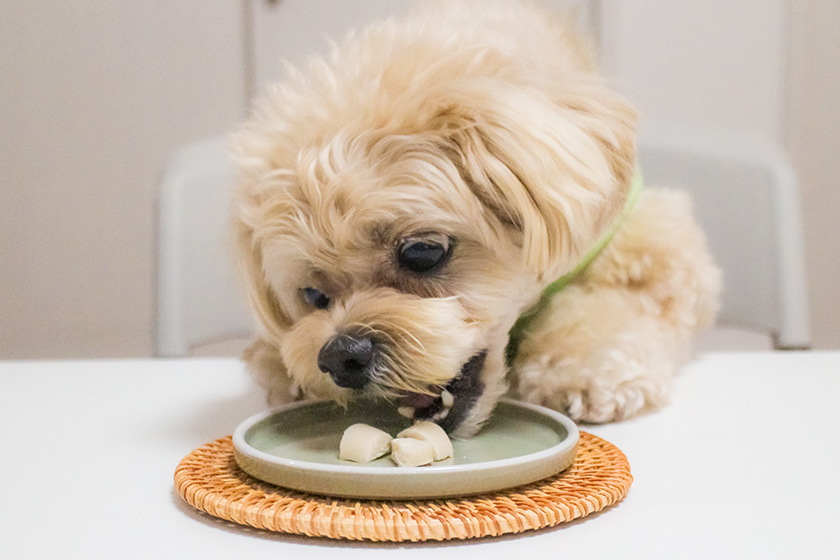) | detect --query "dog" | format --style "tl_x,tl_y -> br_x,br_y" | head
231,0 -> 721,437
